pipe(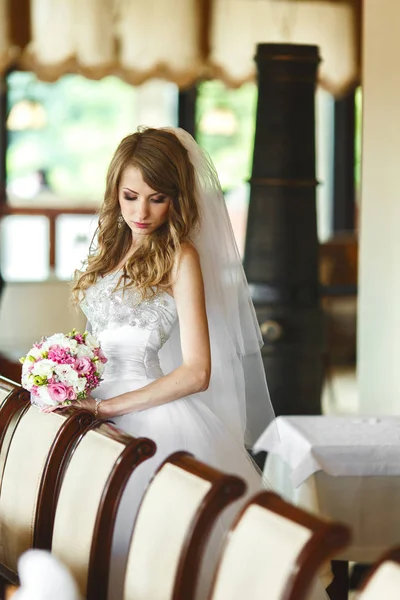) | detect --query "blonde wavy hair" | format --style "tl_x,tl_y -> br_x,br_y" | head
72,127 -> 199,303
